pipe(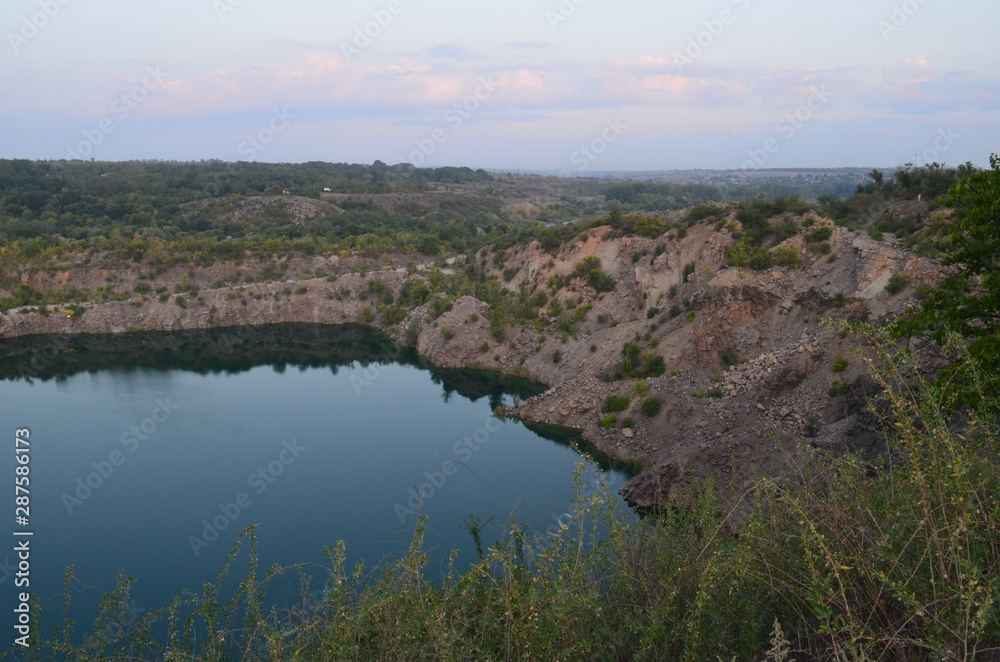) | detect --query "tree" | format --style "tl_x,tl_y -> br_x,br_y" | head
868,168 -> 884,191
895,154 -> 999,405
